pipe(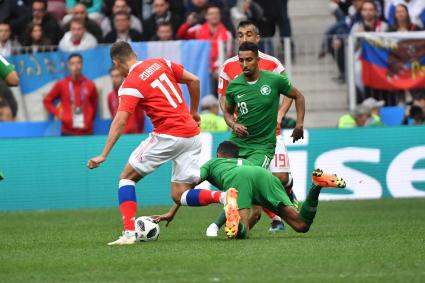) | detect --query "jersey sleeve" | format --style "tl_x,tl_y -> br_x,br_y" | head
273,59 -> 286,75
200,160 -> 212,181
0,55 -> 15,80
276,73 -> 293,96
117,77 -> 143,114
217,65 -> 231,96
163,59 -> 184,82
